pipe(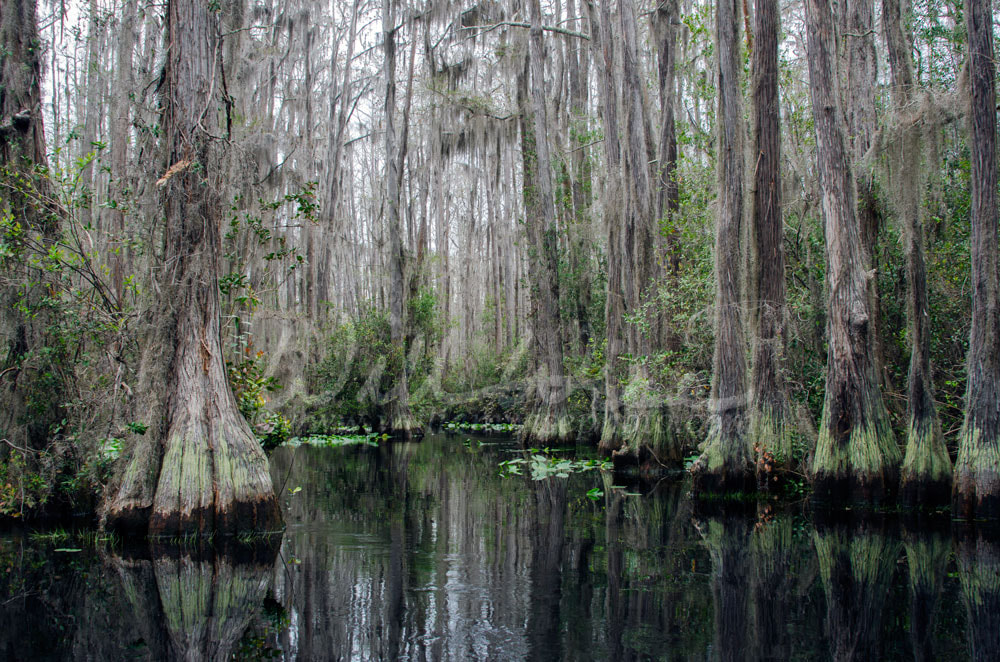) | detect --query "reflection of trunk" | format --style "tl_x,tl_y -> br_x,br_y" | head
804,0 -> 899,503
957,530 -> 1000,662
813,524 -> 900,661
110,550 -> 275,661
750,515 -> 793,660
604,489 -> 627,659
902,529 -> 949,662
696,516 -> 750,662
692,0 -> 751,492
103,0 -> 280,537
520,0 -> 570,443
526,479 -> 567,658
953,0 -> 1000,520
